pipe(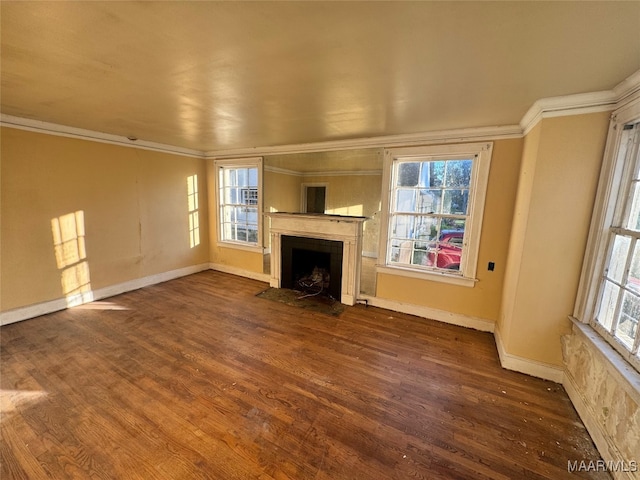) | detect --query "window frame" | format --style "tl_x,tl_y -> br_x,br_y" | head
574,95 -> 640,373
378,142 -> 493,287
214,157 -> 263,252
